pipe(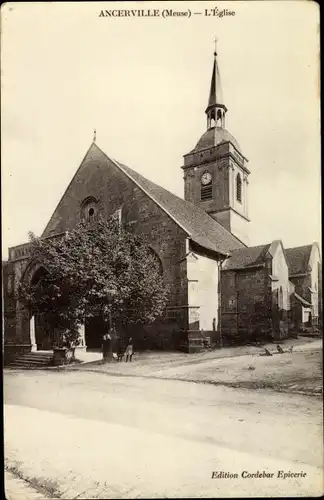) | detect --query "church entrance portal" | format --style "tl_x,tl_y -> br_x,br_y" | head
85,315 -> 106,350
34,313 -> 55,350
30,267 -> 55,350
